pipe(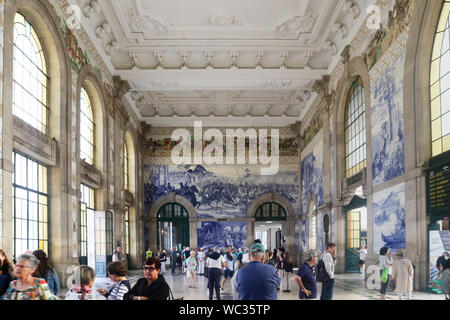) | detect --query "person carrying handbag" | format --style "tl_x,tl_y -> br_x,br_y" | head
379,247 -> 393,300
